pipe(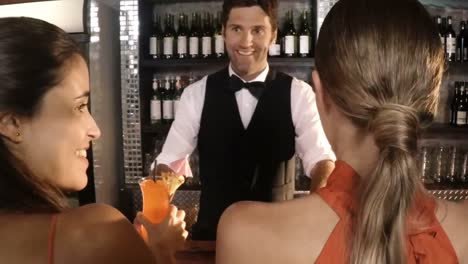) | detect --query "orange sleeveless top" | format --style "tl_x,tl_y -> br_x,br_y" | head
315,160 -> 458,263
48,214 -> 58,264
